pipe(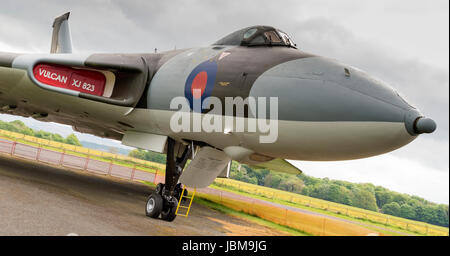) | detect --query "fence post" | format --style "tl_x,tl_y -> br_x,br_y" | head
59,148 -> 66,165
36,146 -> 42,161
10,141 -> 16,156
84,155 -> 90,170
153,169 -> 159,184
107,159 -> 113,176
130,164 -> 136,180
